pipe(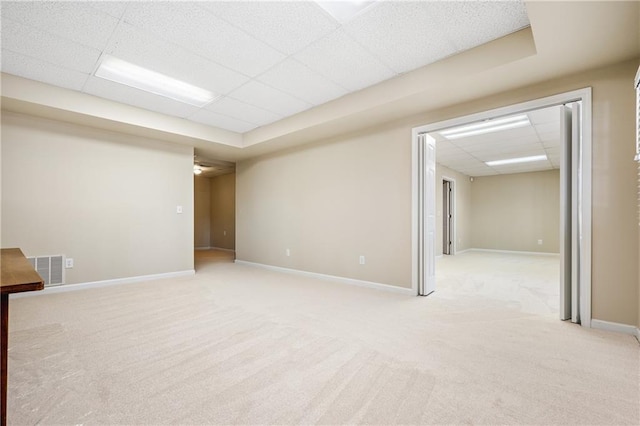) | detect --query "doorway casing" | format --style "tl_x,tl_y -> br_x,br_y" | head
411,88 -> 592,327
